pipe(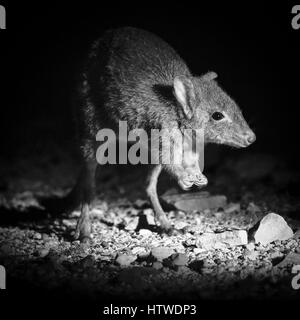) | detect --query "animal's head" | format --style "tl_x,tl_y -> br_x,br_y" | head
173,72 -> 256,148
